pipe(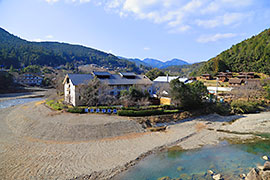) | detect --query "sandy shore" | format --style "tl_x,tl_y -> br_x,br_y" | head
0,101 -> 269,180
